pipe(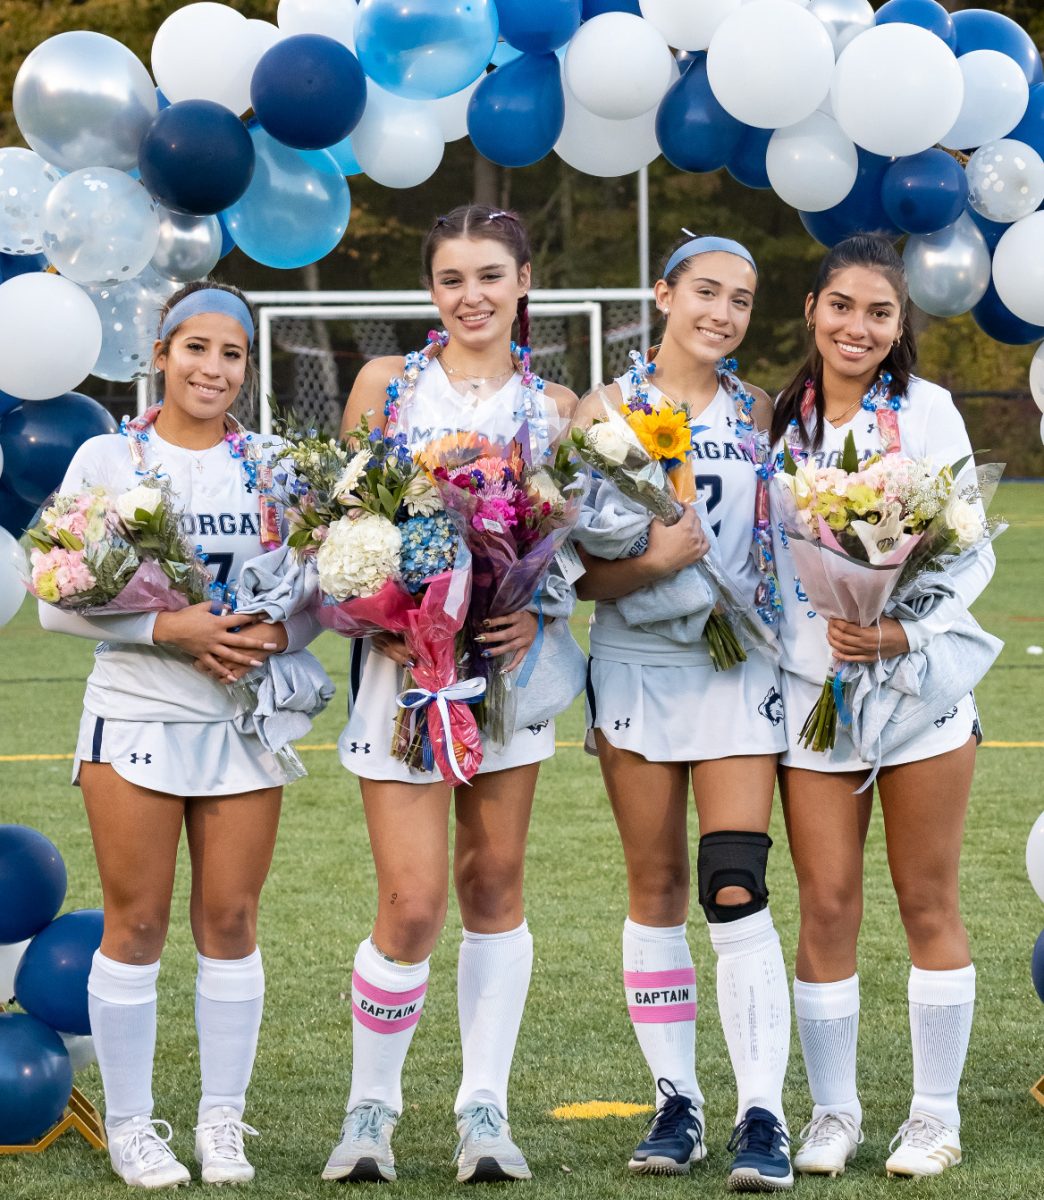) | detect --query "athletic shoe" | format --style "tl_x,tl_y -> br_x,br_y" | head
885,1112 -> 961,1178
726,1106 -> 793,1192
321,1102 -> 399,1183
453,1103 -> 533,1183
793,1112 -> 862,1177
107,1116 -> 191,1189
627,1078 -> 706,1175
194,1106 -> 259,1185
